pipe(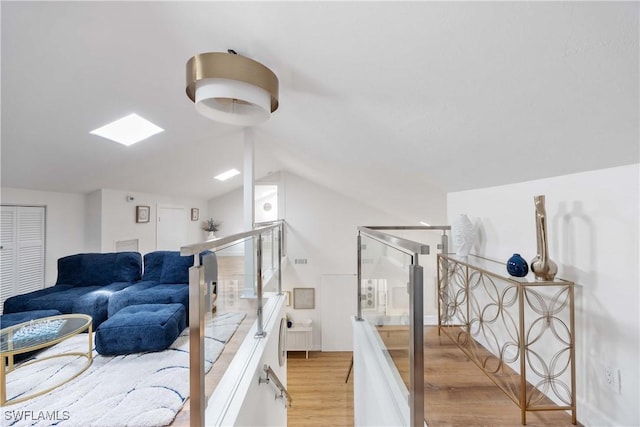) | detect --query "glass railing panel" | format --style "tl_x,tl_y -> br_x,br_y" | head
211,238 -> 260,350
260,228 -> 277,292
360,234 -> 412,397
182,221 -> 284,426
389,229 -> 448,317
